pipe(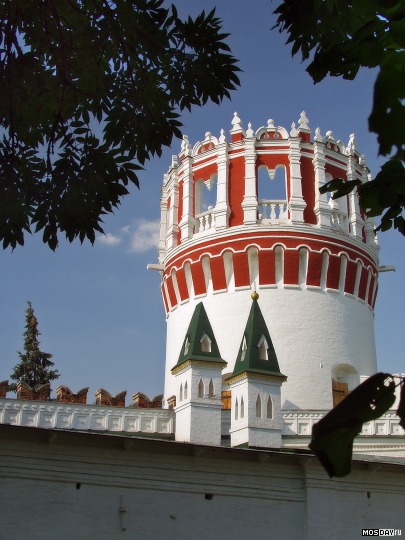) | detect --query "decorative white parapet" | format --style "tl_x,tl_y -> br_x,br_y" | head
195,207 -> 215,233
282,410 -> 405,437
0,399 -> 175,436
258,199 -> 288,224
